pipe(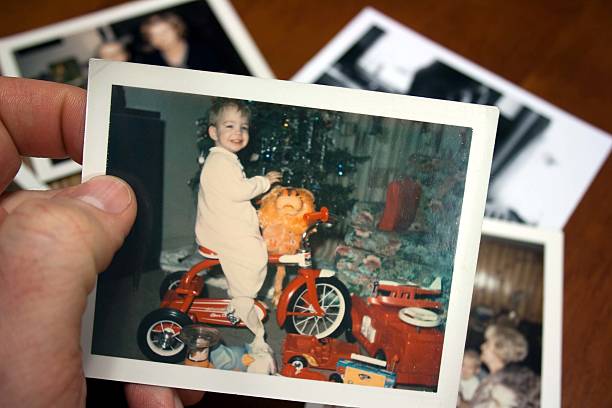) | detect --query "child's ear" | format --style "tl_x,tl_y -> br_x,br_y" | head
208,125 -> 218,141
